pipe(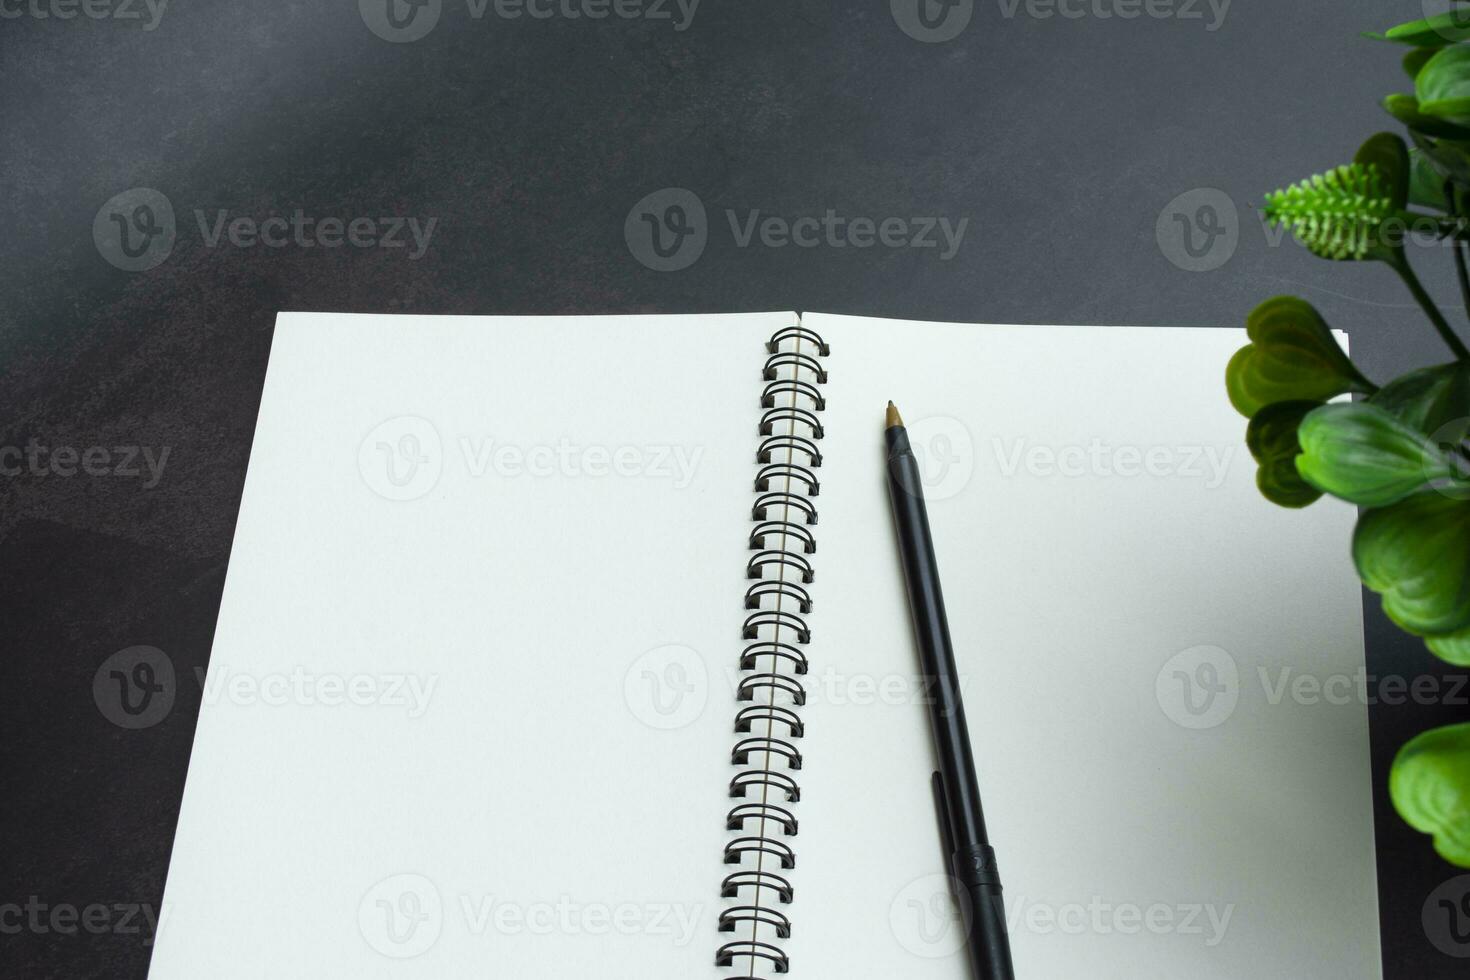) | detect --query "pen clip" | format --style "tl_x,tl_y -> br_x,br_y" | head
930,770 -> 958,868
